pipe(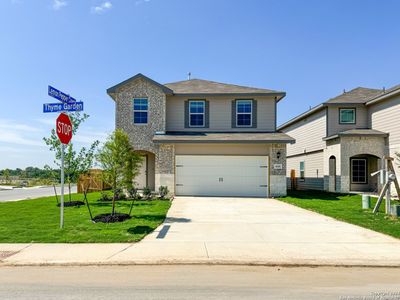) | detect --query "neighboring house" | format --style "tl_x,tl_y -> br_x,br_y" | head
278,85 -> 400,194
107,73 -> 294,197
